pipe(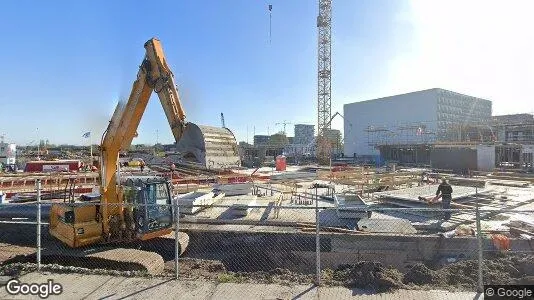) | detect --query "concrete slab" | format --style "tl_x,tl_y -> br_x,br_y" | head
377,185 -> 480,202
213,183 -> 252,196
335,194 -> 370,219
357,218 -> 417,234
177,191 -> 220,214
270,172 -> 317,181
231,198 -> 257,217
